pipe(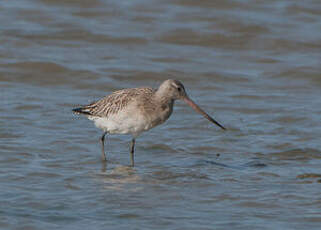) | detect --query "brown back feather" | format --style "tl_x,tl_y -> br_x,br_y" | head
79,87 -> 155,117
